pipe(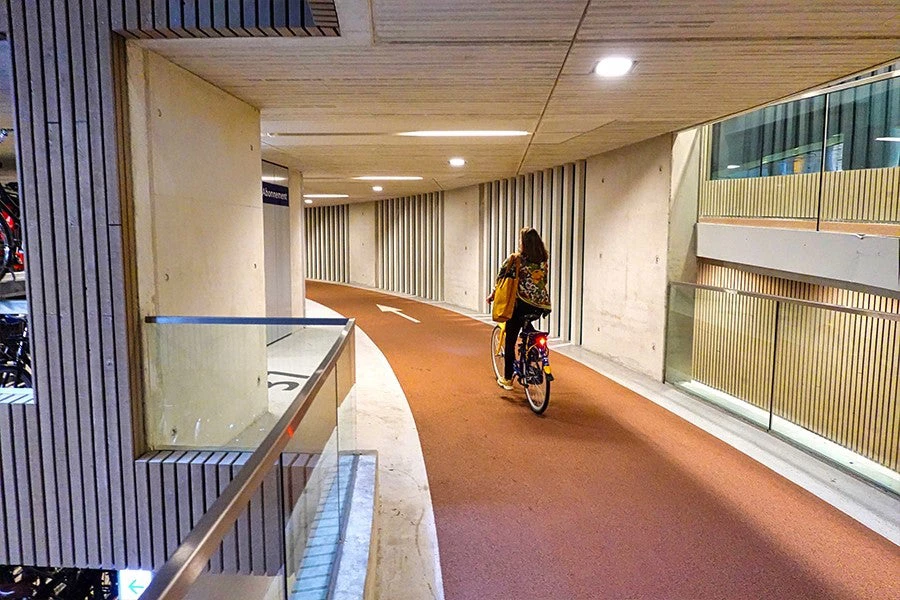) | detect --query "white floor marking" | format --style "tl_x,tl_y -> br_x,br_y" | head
376,303 -> 421,323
